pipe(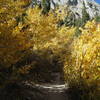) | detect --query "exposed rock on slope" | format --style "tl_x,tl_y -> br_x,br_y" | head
31,0 -> 100,18
52,0 -> 100,18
